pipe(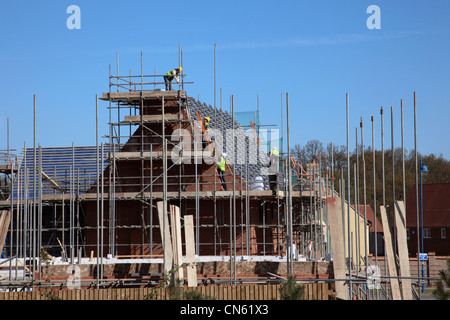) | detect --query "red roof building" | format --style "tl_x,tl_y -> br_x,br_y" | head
405,183 -> 450,256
